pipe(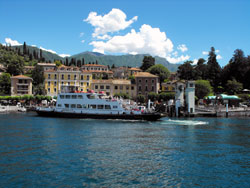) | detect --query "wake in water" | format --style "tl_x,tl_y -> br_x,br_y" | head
161,119 -> 209,126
